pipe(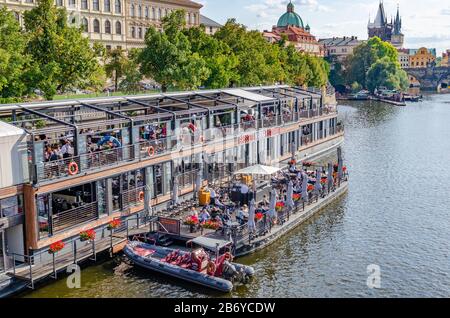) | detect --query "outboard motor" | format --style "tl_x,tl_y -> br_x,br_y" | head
222,261 -> 248,284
